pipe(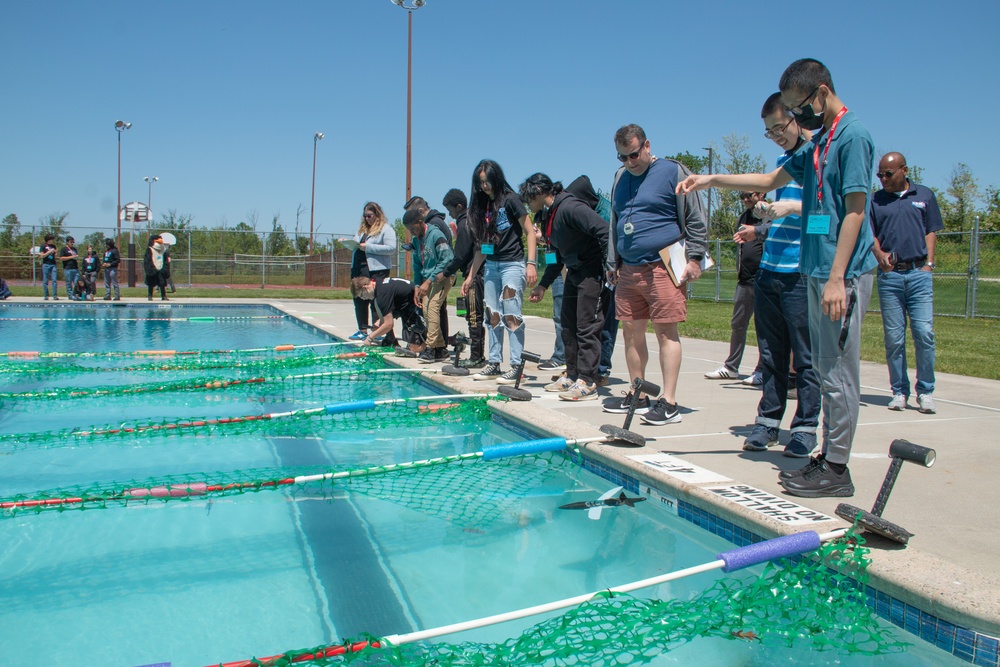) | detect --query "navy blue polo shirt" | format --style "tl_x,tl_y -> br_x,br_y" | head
869,182 -> 944,263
